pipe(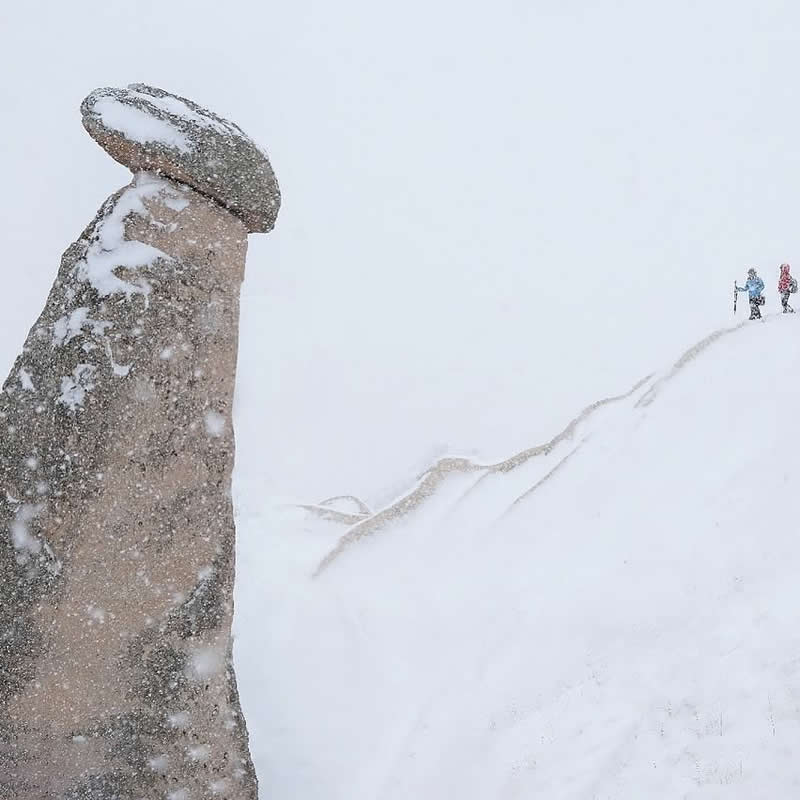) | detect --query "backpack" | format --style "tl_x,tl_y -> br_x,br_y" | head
790,276 -> 798,294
